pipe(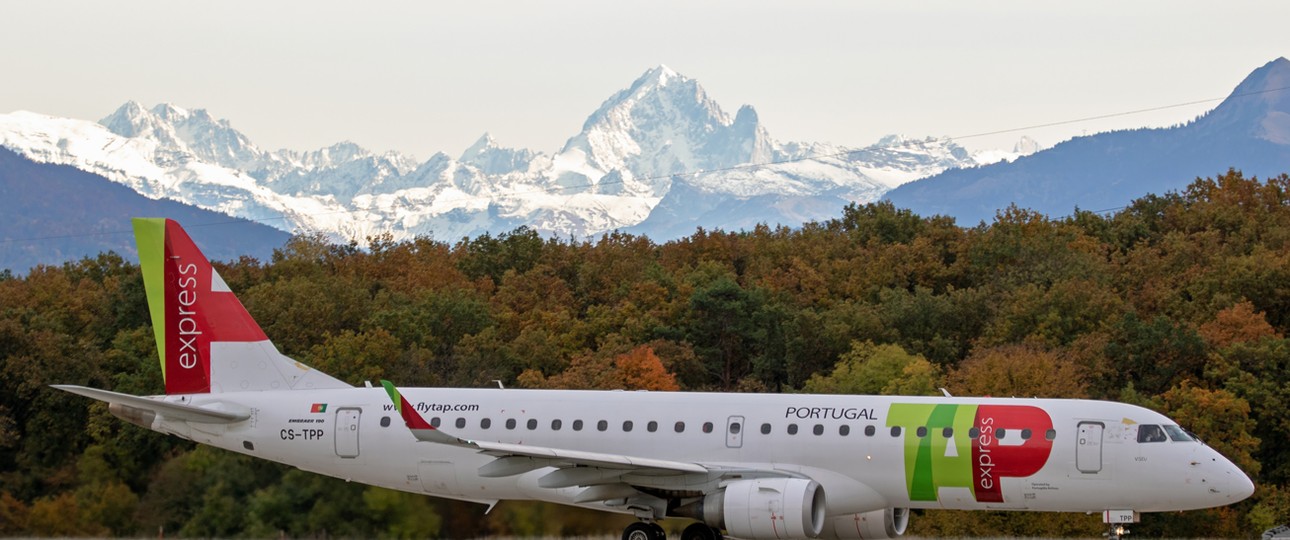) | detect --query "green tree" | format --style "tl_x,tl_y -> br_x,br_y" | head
682,275 -> 770,389
1104,313 -> 1206,395
803,342 -> 941,396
